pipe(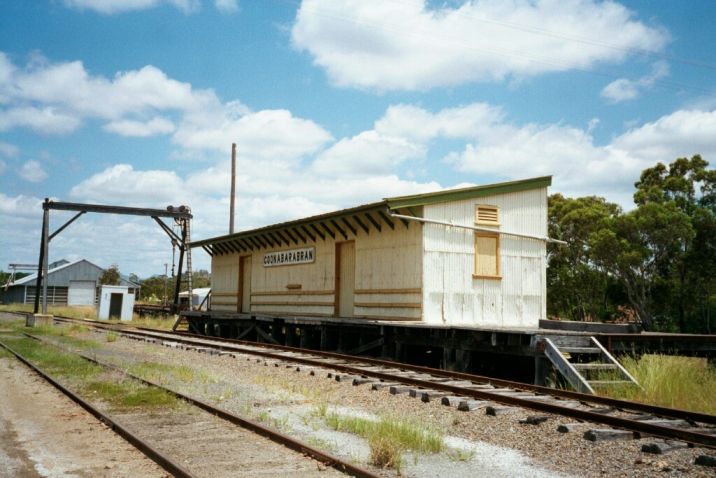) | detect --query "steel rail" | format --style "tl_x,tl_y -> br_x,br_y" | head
173,328 -> 716,425
24,332 -> 380,478
56,319 -> 716,448
48,314 -> 716,425
0,338 -> 196,478
41,315 -> 716,447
